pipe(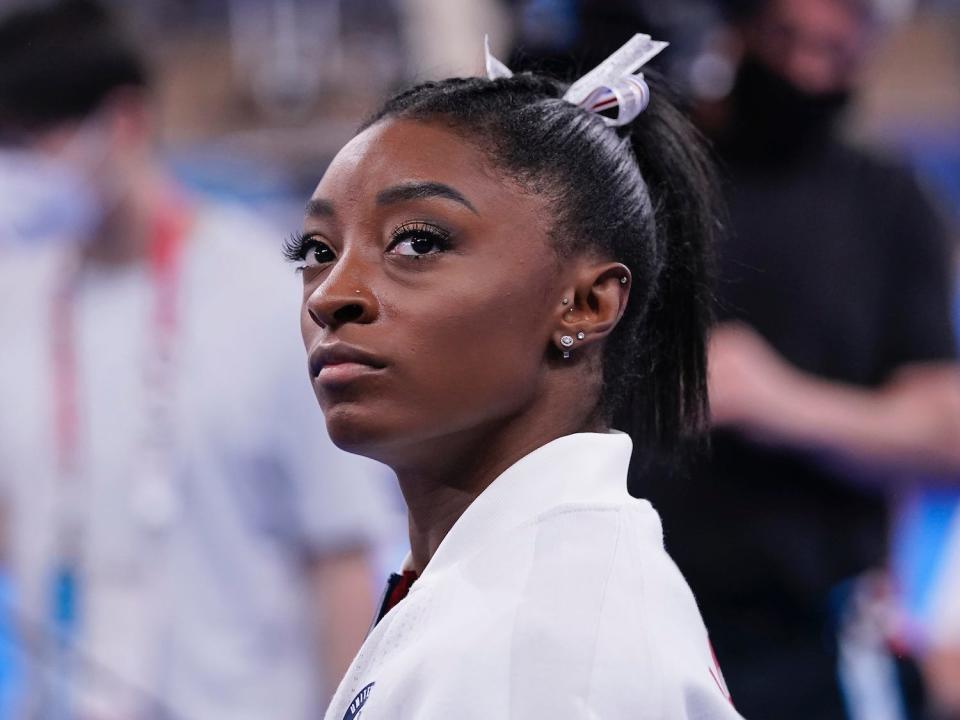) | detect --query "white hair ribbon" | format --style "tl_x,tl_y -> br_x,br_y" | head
484,35 -> 514,81
484,33 -> 668,127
